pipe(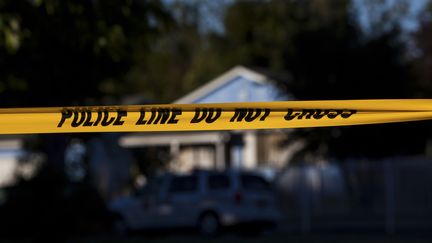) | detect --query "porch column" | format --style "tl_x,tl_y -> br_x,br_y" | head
170,140 -> 180,164
243,131 -> 258,169
215,141 -> 225,170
